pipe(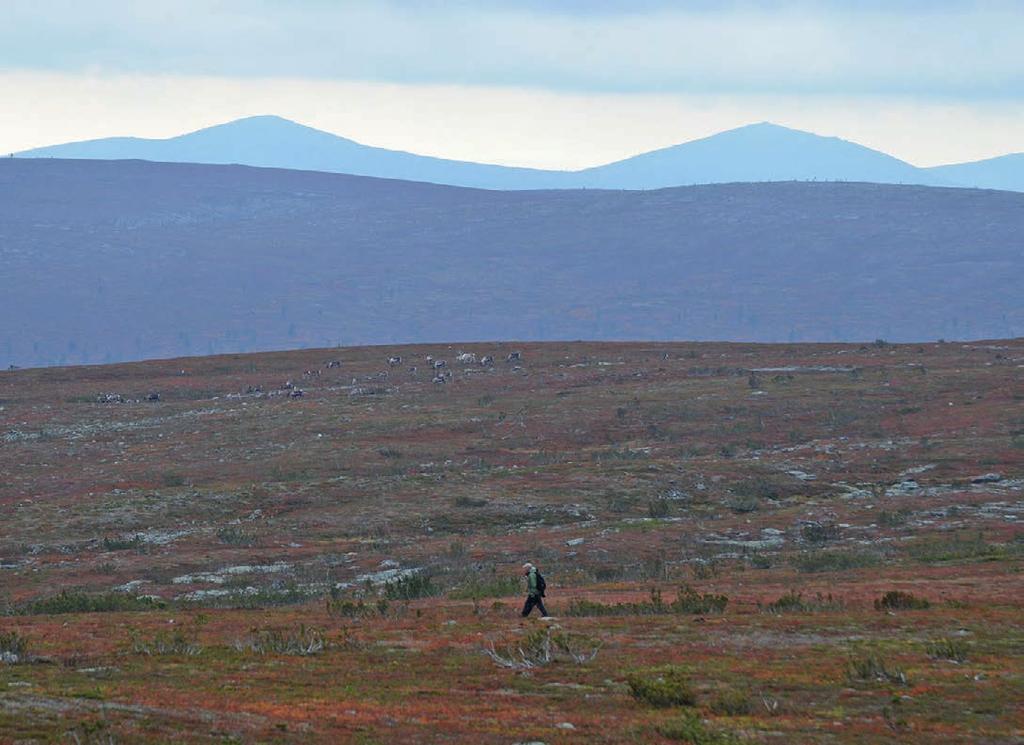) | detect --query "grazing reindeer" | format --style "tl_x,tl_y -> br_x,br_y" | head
506,351 -> 522,363
388,355 -> 403,367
